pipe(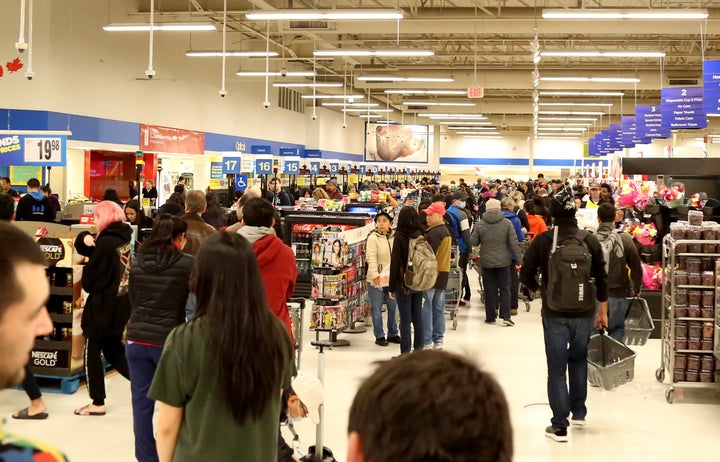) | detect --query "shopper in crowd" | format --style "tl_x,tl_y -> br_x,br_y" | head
15,178 -> 55,222
447,191 -> 472,306
201,192 -> 226,230
157,191 -> 185,217
125,199 -> 154,232
595,203 -> 643,342
599,183 -> 614,204
102,188 -> 124,207
420,202 -> 452,350
73,200 -> 132,416
470,198 -> 522,326
519,188 -> 608,442
0,176 -> 19,197
298,188 -> 312,199
182,190 -> 216,256
278,371 -> 324,462
523,199 -> 547,240
312,187 -> 329,201
149,232 -> 292,461
0,222 -> 68,460
235,198 -> 297,344
269,178 -> 293,207
501,197 -> 526,317
510,191 -> 530,232
582,182 -> 602,209
347,350 -> 512,462
129,180 -> 139,200
366,211 -> 400,347
324,179 -> 344,200
126,214 -> 193,462
142,180 -> 158,201
346,183 -> 357,195
40,185 -> 62,217
0,193 -> 14,220
388,206 -> 425,354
